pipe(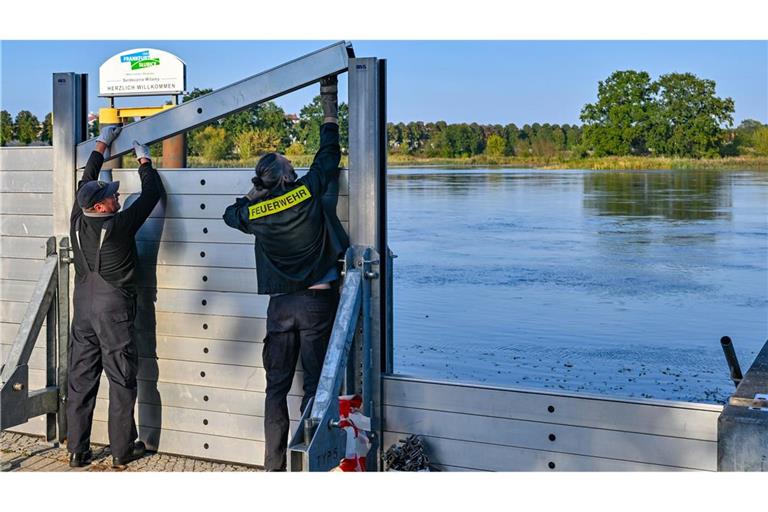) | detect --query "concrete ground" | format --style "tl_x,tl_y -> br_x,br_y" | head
0,432 -> 260,472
